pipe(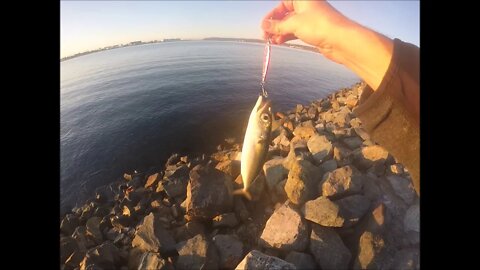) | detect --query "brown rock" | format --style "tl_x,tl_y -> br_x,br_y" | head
213,234 -> 244,269
259,202 -> 309,251
145,173 -> 161,188
285,159 -> 321,205
307,134 -> 333,163
301,196 -> 344,227
354,145 -> 389,170
215,159 -> 241,178
131,213 -> 176,255
320,165 -> 363,198
175,234 -> 219,270
235,250 -> 296,270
